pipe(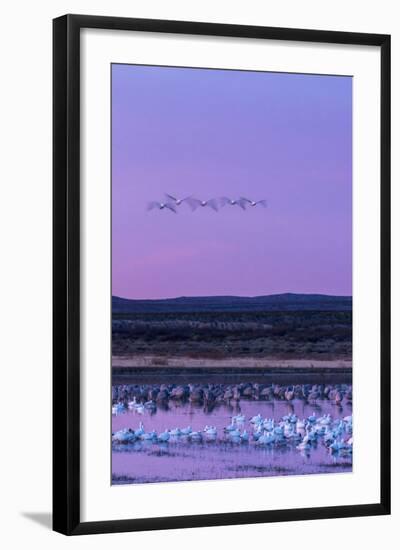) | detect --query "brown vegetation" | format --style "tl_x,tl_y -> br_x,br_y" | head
112,310 -> 352,360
